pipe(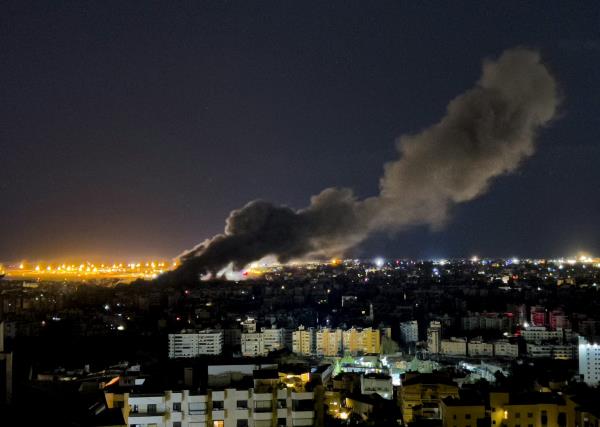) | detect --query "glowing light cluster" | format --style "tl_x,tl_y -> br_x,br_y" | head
3,260 -> 177,281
